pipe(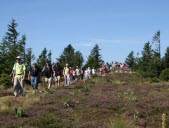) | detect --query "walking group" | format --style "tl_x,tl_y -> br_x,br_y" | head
11,56 -> 97,97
